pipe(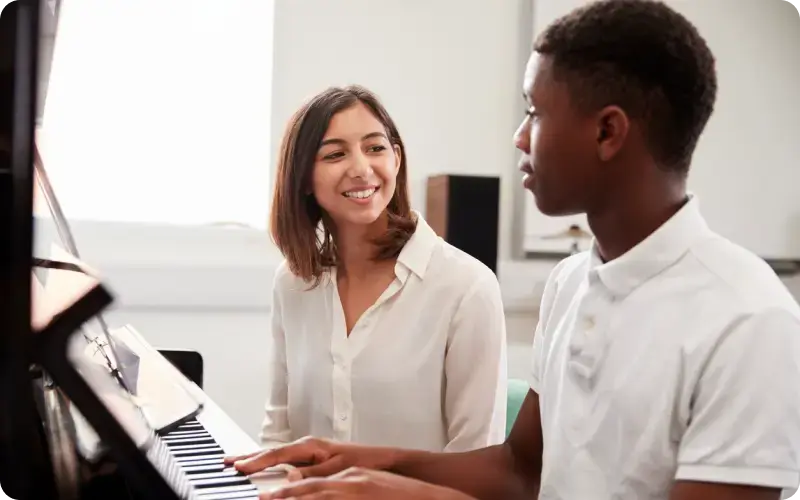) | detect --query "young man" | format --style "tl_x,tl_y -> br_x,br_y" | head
228,1 -> 800,499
